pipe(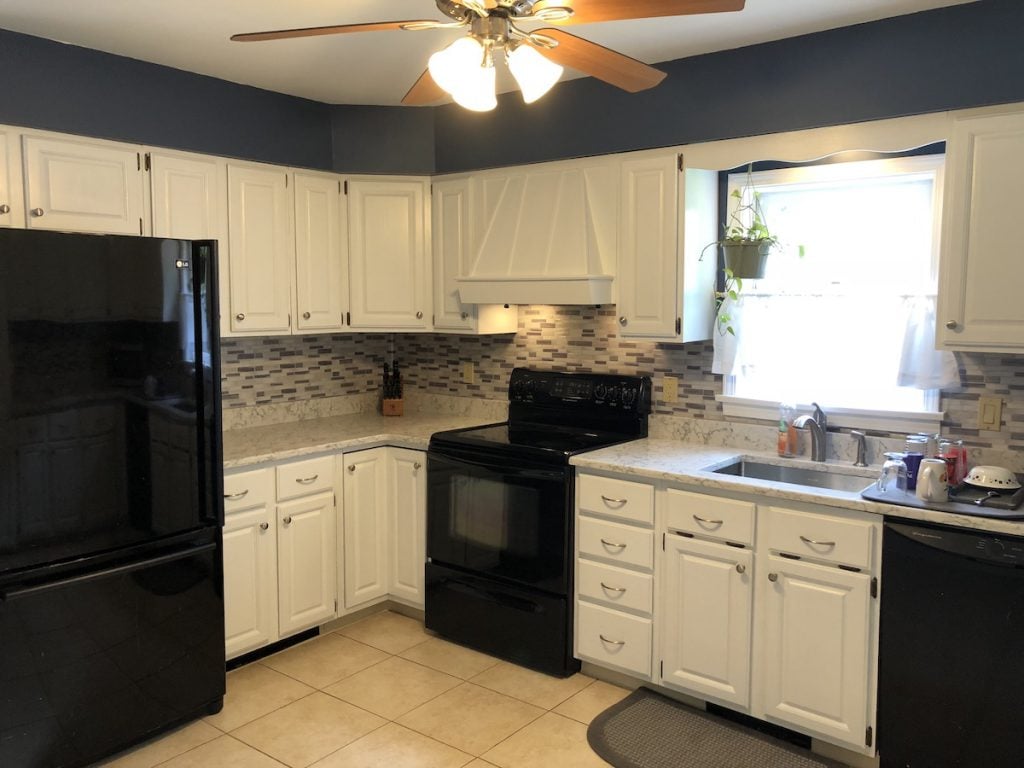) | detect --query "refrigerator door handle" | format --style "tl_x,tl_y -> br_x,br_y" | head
0,541 -> 218,601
